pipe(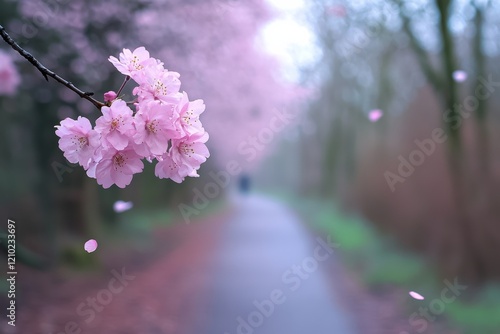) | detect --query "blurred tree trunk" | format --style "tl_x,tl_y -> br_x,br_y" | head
471,2 -> 490,179
33,104 -> 59,267
394,0 -> 488,281
436,0 -> 487,282
83,177 -> 101,237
